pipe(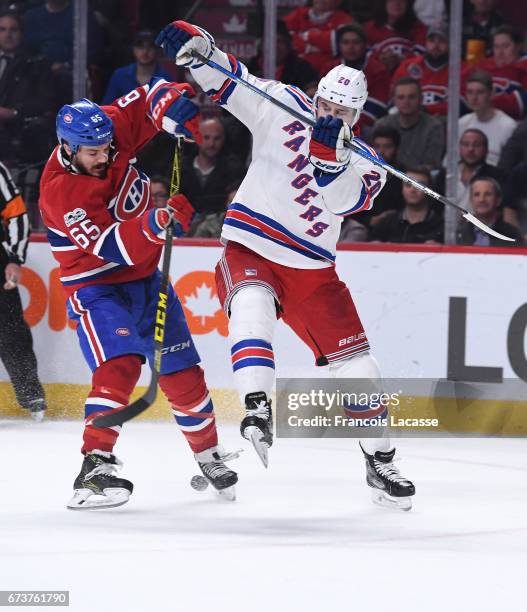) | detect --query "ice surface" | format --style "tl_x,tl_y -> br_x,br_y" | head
1,420 -> 526,612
